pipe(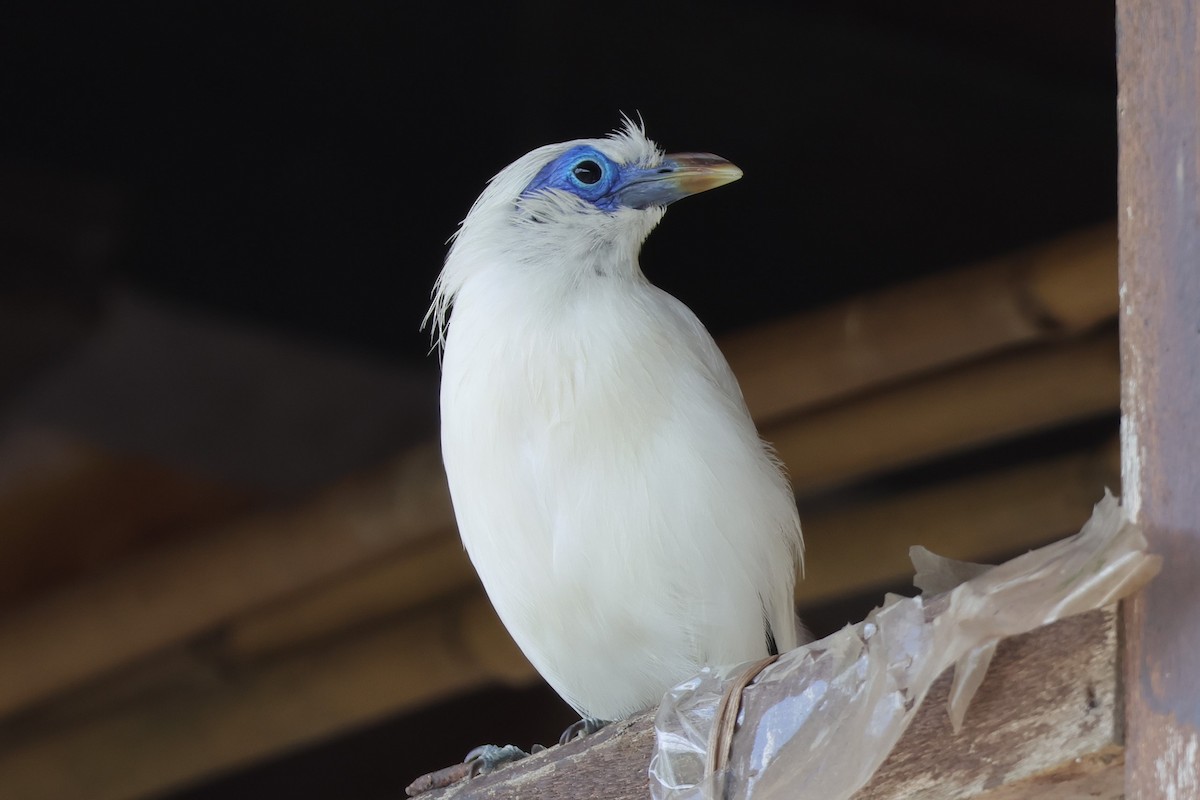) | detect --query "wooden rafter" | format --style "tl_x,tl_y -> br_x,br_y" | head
410,609 -> 1123,799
